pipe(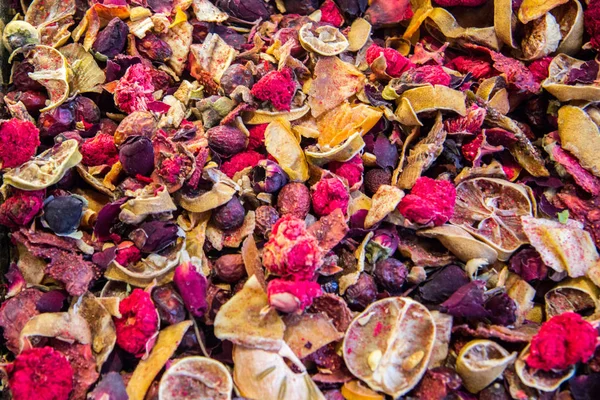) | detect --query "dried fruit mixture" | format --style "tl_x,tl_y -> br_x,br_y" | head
1,0 -> 600,399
